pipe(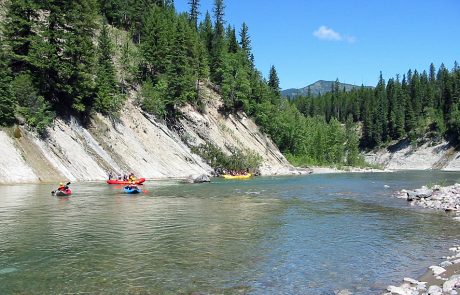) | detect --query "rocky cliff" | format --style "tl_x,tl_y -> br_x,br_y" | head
0,84 -> 307,183
364,138 -> 460,170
